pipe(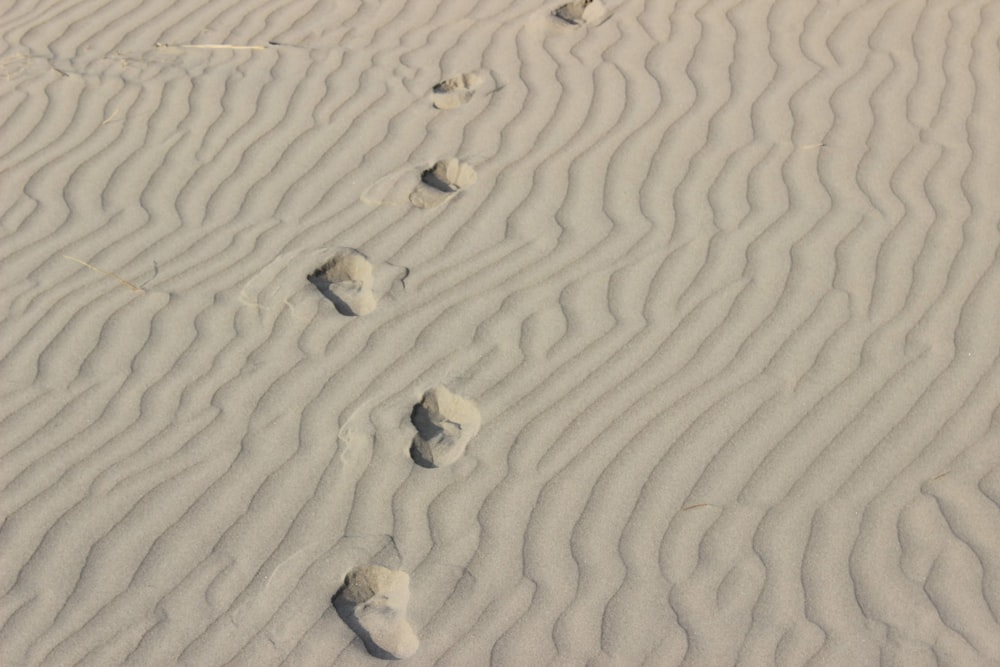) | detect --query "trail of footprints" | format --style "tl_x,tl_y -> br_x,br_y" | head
325,4 -> 604,659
